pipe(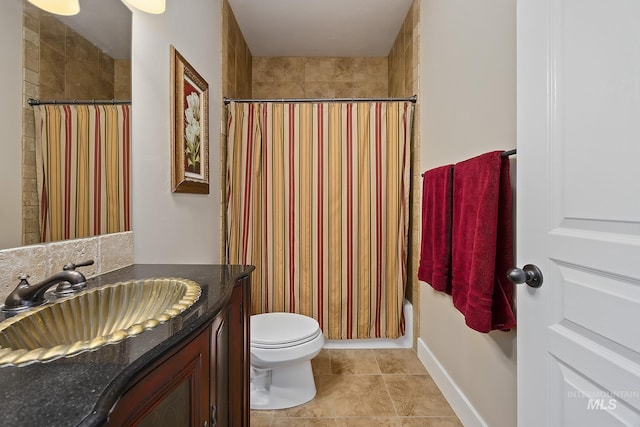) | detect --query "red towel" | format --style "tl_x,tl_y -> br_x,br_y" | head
451,151 -> 516,333
418,165 -> 454,294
